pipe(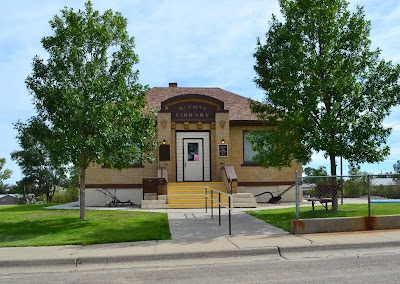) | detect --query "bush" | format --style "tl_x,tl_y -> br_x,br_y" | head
343,178 -> 368,198
51,187 -> 78,203
371,185 -> 400,199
